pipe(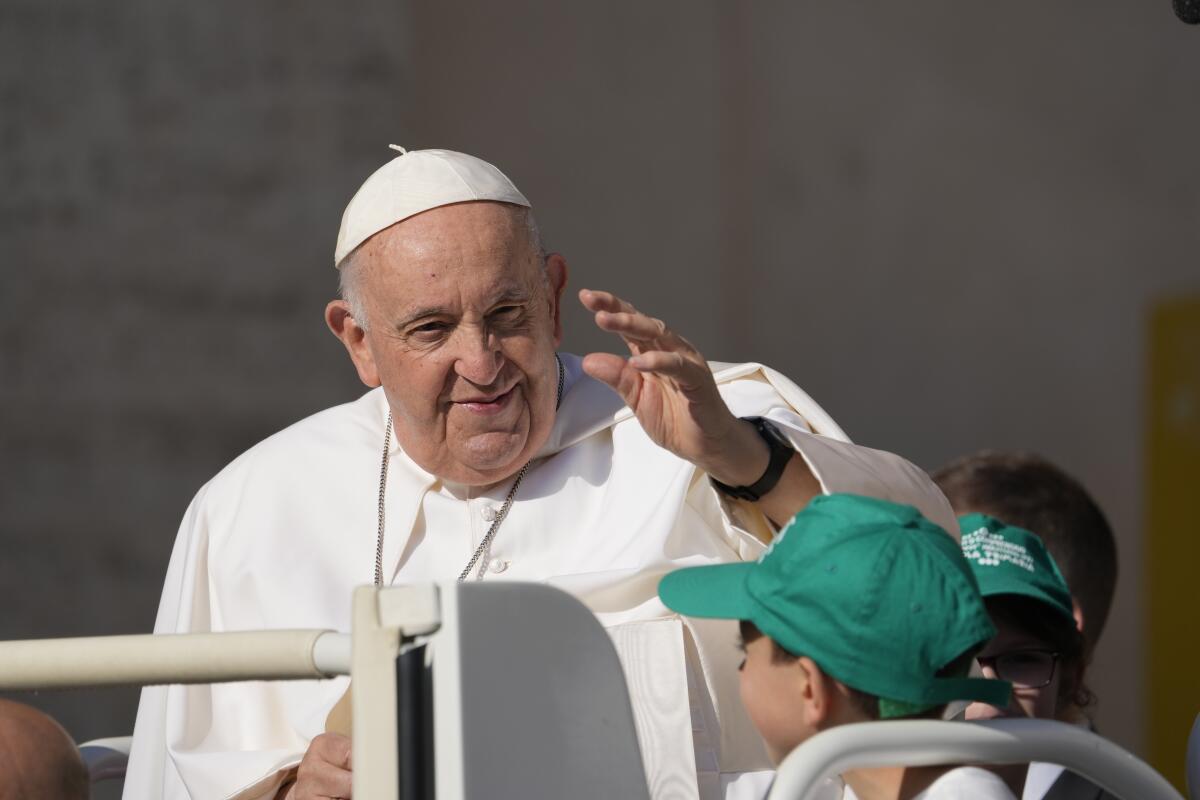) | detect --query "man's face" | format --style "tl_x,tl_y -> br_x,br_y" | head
333,202 -> 566,486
